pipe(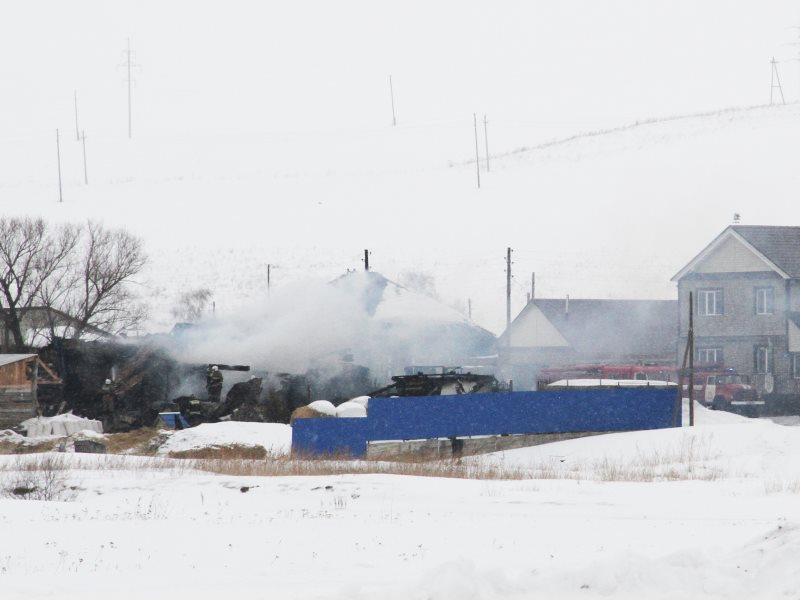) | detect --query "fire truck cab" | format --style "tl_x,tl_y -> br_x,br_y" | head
688,367 -> 761,410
